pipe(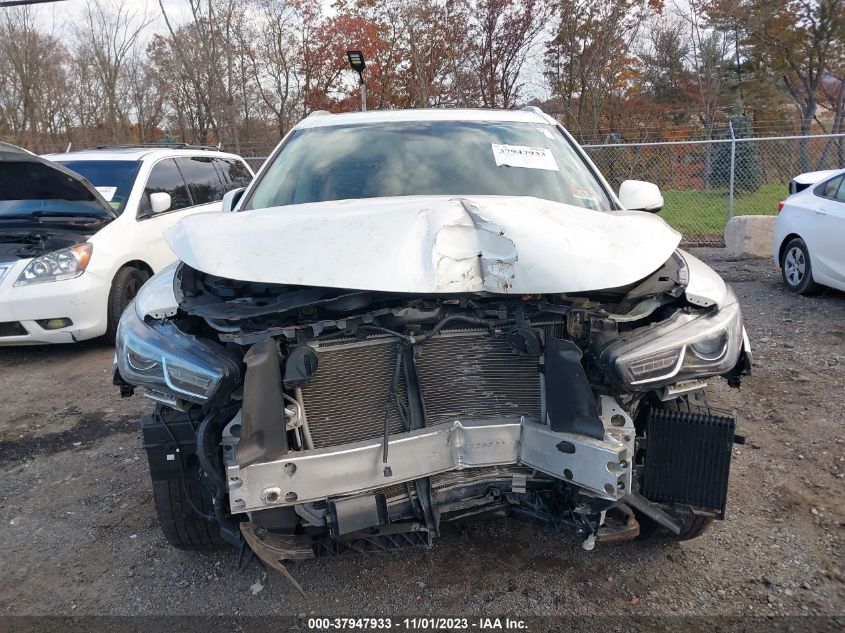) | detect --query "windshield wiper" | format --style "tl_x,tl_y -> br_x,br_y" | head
0,211 -> 108,222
